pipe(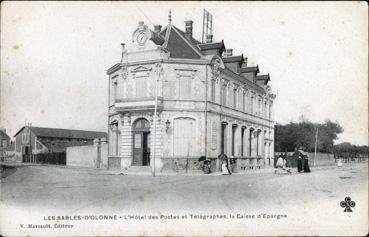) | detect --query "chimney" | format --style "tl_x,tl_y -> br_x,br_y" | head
225,48 -> 233,57
154,25 -> 162,33
206,34 -> 213,43
184,20 -> 193,39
